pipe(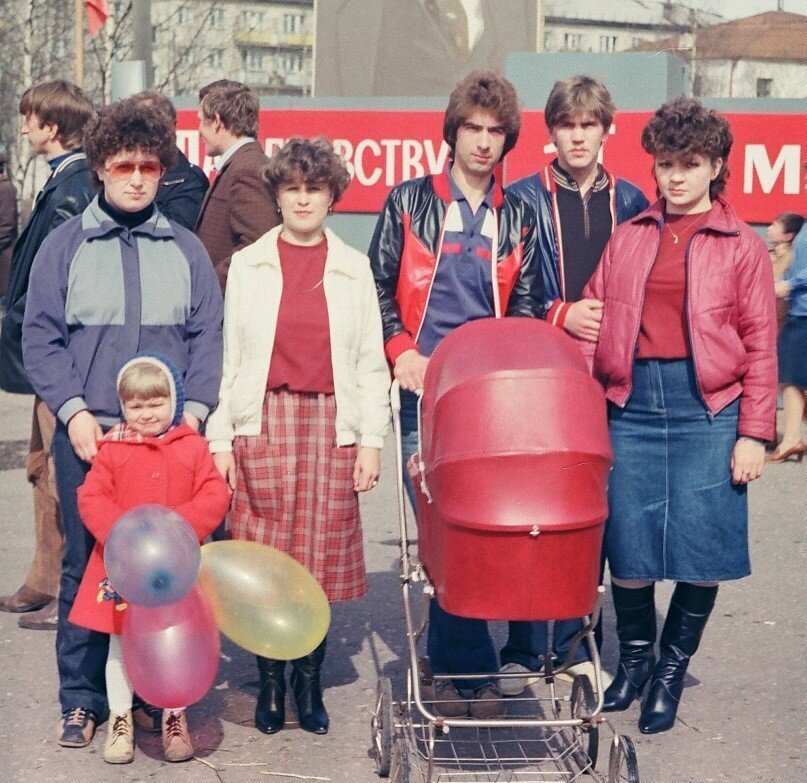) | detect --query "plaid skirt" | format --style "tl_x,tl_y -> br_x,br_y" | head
230,388 -> 366,601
